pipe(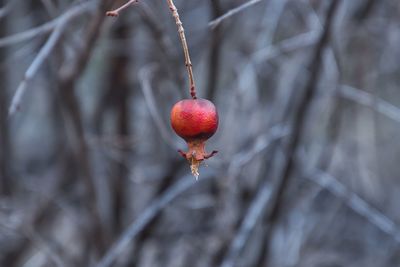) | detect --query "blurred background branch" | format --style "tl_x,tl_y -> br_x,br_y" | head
2,0 -> 400,266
